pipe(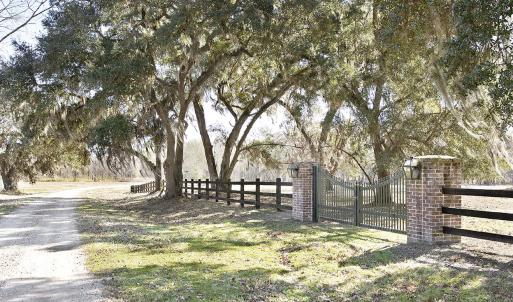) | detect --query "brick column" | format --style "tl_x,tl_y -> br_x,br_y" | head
406,155 -> 462,244
292,162 -> 317,222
